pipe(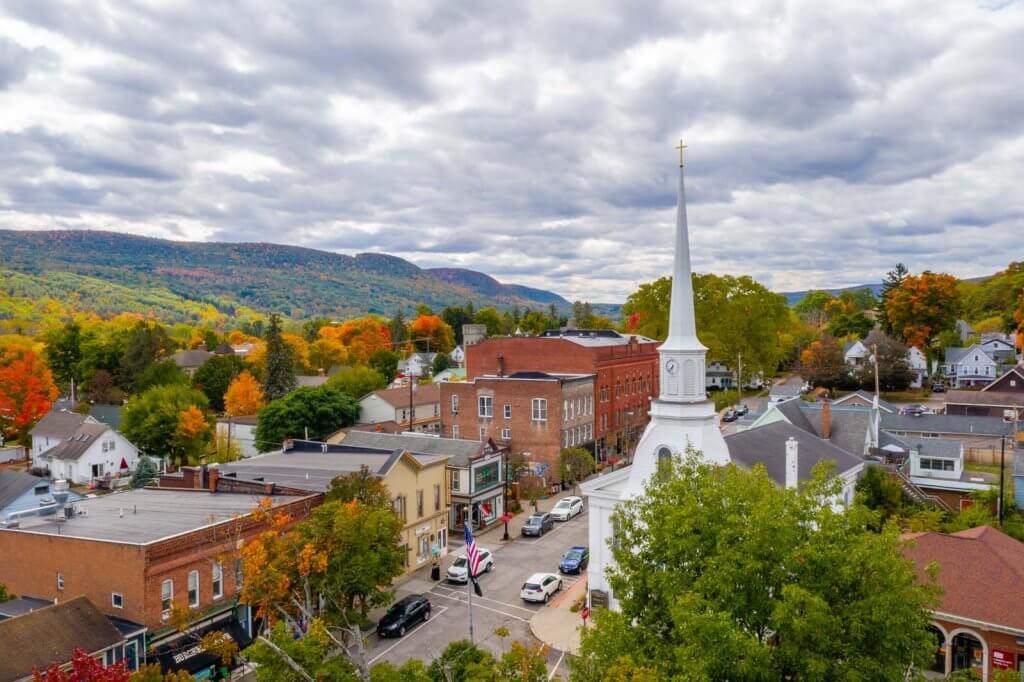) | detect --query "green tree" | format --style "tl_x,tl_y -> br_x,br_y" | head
856,330 -> 914,391
793,290 -> 835,328
327,365 -> 388,399
0,582 -> 12,603
301,318 -> 332,342
879,262 -> 910,335
130,455 -> 160,488
43,321 -> 83,388
369,660 -> 430,682
368,349 -> 401,384
263,312 -> 296,401
620,277 -> 671,339
559,447 -> 596,493
573,452 -> 939,681
441,306 -> 473,346
255,386 -> 358,452
119,321 -> 173,392
388,310 -> 408,346
428,640 -> 493,682
192,354 -> 245,412
121,385 -> 213,465
326,466 -> 392,508
572,301 -> 596,328
136,359 -> 190,392
854,466 -> 914,526
431,353 -> 451,375
245,619 -> 357,682
474,308 -> 503,337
